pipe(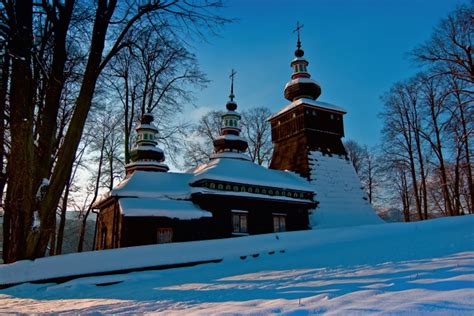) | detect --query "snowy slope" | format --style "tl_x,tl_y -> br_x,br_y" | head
0,216 -> 473,314
309,151 -> 383,228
